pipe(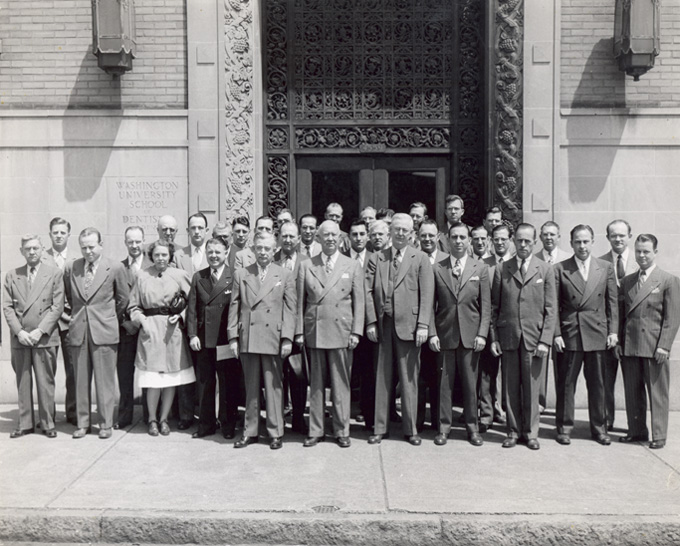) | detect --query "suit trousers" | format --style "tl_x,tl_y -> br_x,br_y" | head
70,330 -> 118,429
352,337 -> 376,428
116,332 -> 138,426
283,344 -> 308,432
478,347 -> 503,425
603,349 -> 619,428
417,344 -> 440,431
374,315 -> 420,436
438,347 -> 479,435
502,342 -> 544,440
58,328 -> 77,422
622,356 -> 669,441
12,346 -> 57,431
309,348 -> 353,438
555,350 -> 606,437
218,356 -> 242,432
176,353 -> 197,422
195,348 -> 229,434
240,352 -> 284,438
